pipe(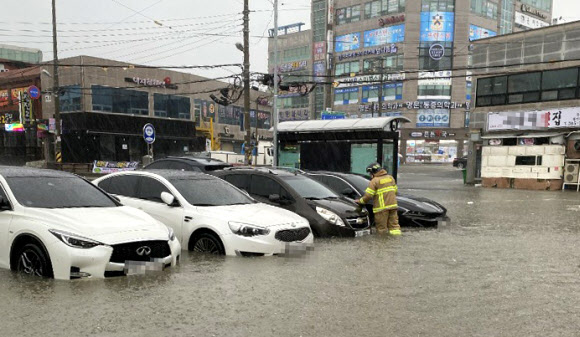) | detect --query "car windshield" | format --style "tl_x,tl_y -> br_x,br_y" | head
281,176 -> 339,200
170,178 -> 255,206
6,177 -> 118,208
